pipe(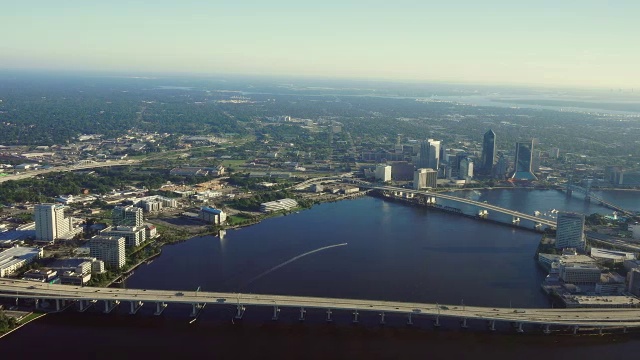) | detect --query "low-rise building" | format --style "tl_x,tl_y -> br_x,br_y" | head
0,246 -> 44,277
595,272 -> 626,295
260,198 -> 298,213
59,271 -> 91,285
22,269 -> 57,282
559,263 -> 601,285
